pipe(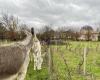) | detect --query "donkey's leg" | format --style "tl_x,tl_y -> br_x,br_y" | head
37,56 -> 43,70
34,56 -> 38,70
17,54 -> 30,80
